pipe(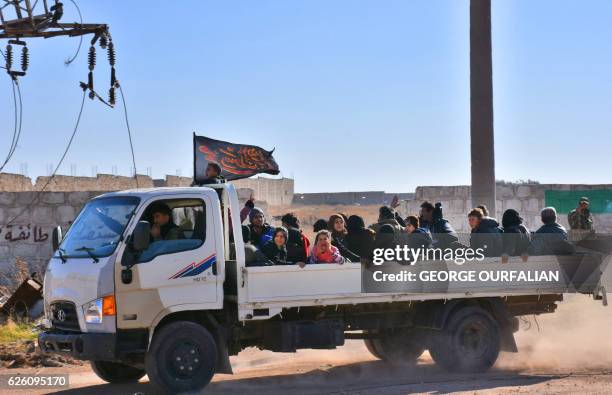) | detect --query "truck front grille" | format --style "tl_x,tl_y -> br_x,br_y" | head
50,302 -> 80,331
